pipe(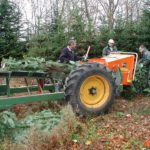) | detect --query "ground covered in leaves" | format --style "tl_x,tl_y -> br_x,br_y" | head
0,96 -> 150,150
